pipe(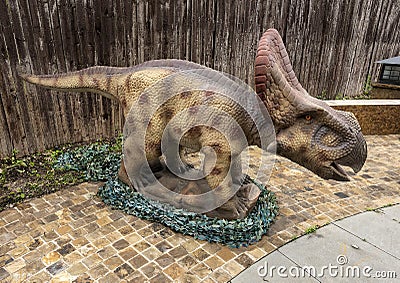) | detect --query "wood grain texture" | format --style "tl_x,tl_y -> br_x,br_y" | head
1,0 -> 399,157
